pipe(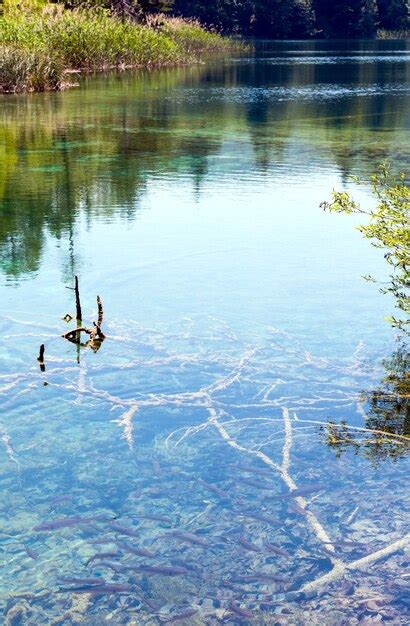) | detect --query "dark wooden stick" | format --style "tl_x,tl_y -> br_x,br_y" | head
37,344 -> 45,372
62,327 -> 92,340
74,275 -> 82,322
93,321 -> 106,340
97,295 -> 103,326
